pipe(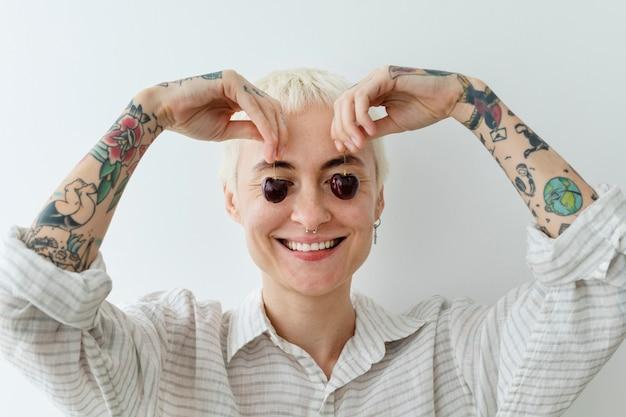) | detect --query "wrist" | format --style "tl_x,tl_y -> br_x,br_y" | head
133,86 -> 173,131
449,75 -> 487,124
